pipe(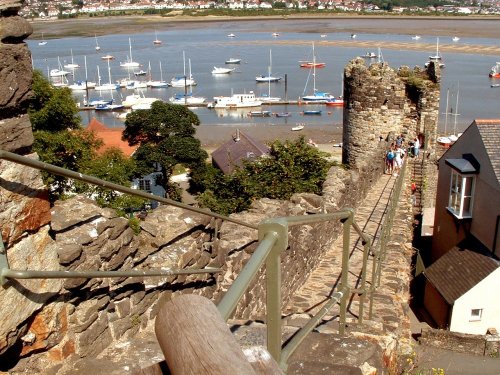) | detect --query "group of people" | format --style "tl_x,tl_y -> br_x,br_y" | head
384,134 -> 420,176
